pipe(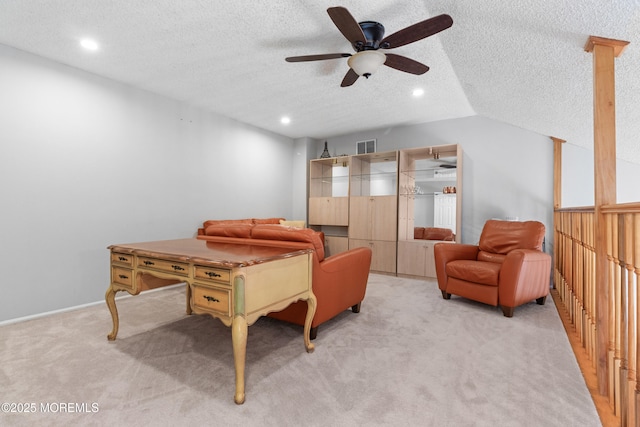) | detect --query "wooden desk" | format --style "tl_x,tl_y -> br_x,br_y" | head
105,238 -> 316,404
